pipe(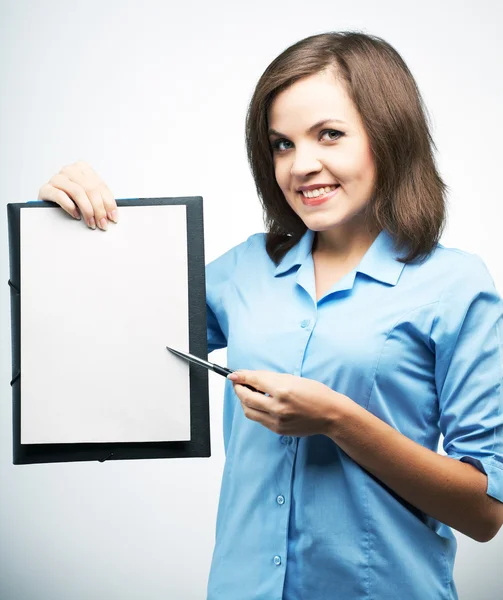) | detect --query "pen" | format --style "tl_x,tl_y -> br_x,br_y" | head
166,346 -> 262,393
